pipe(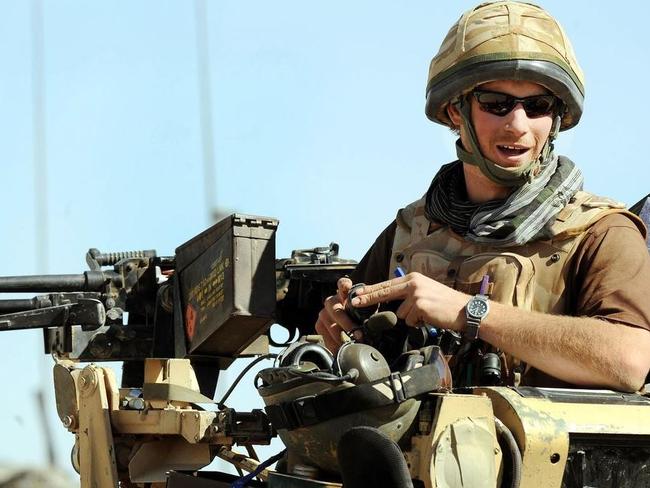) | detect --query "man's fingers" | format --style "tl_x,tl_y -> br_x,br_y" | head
396,297 -> 414,321
317,299 -> 355,350
317,307 -> 343,339
323,295 -> 357,332
351,279 -> 410,307
315,319 -> 340,352
337,277 -> 353,302
404,305 -> 423,328
337,277 -> 353,290
398,297 -> 424,327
